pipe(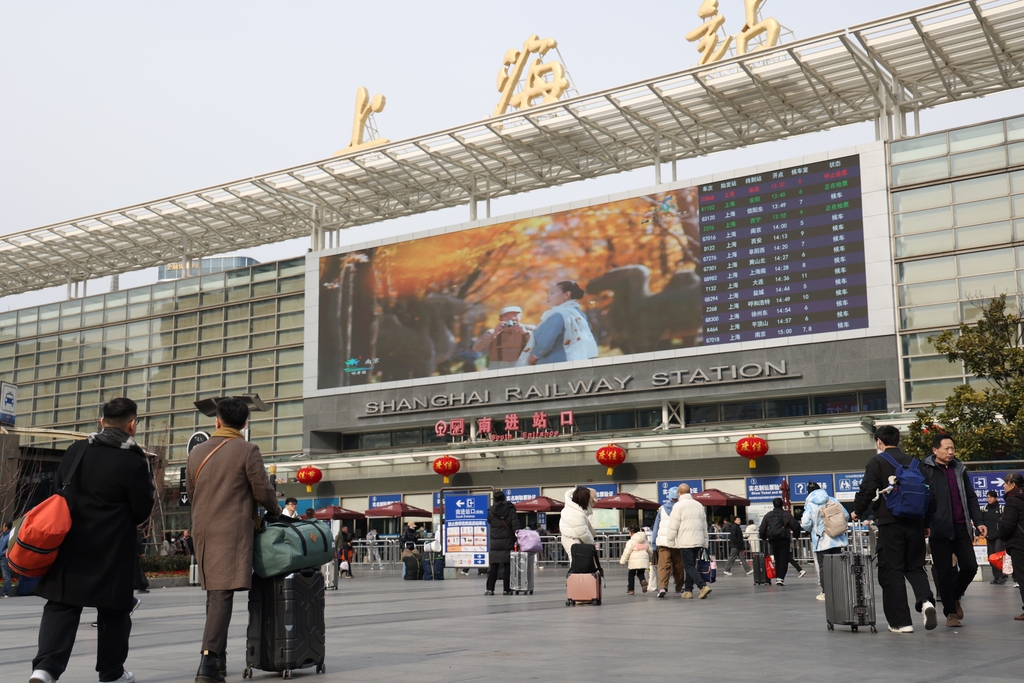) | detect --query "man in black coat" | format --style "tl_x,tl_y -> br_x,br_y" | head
30,398 -> 155,683
485,490 -> 522,595
982,491 -> 1005,584
921,434 -> 986,627
853,425 -> 937,633
723,516 -> 752,575
759,498 -> 801,585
